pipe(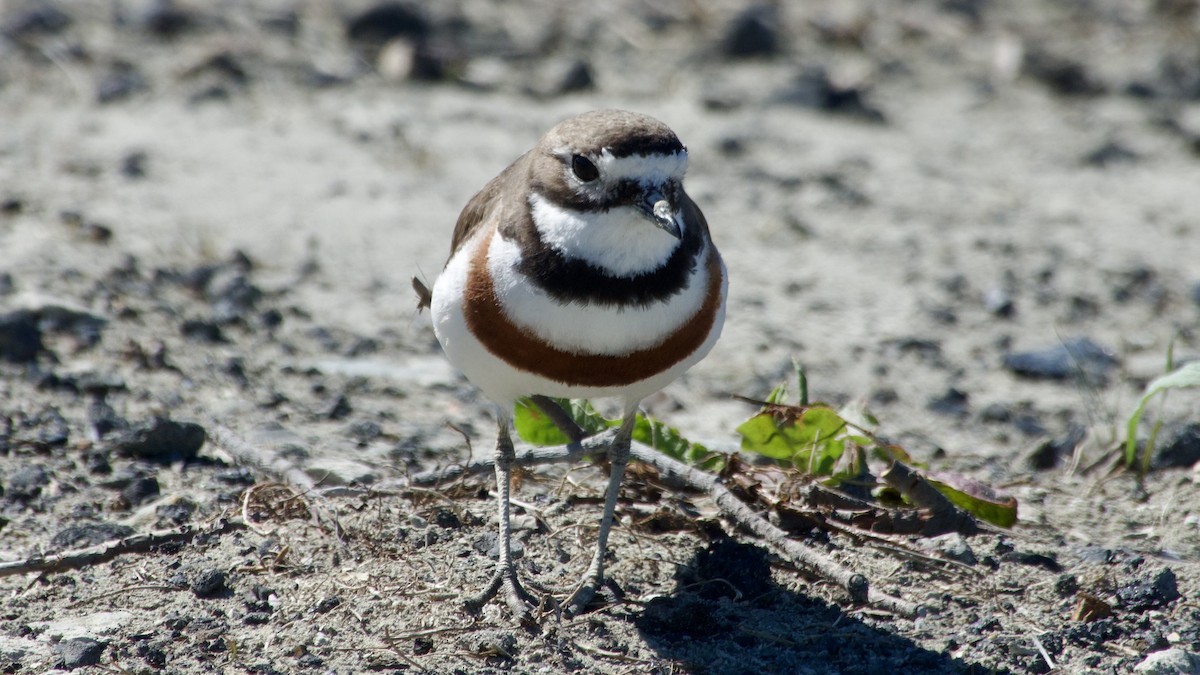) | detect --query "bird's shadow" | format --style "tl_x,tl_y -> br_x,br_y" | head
629,538 -> 995,675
